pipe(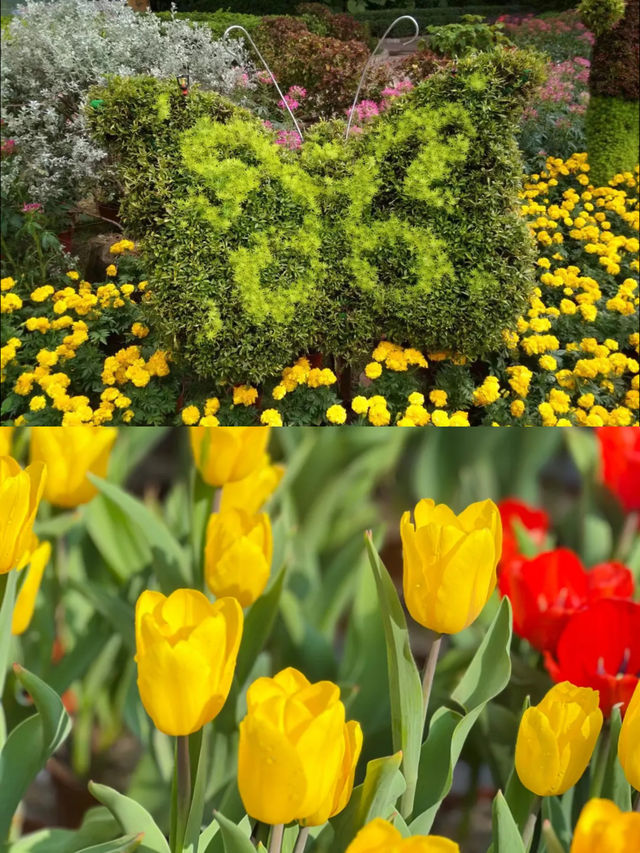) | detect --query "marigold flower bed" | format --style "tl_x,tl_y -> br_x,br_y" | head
1,155 -> 638,427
